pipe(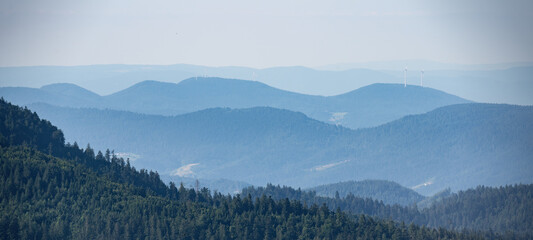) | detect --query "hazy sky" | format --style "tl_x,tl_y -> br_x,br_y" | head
1,0 -> 532,68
